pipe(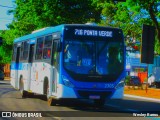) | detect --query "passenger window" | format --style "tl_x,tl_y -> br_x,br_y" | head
35,37 -> 44,60
43,35 -> 52,59
20,42 -> 24,60
12,44 -> 17,61
19,41 -> 29,61
23,41 -> 29,60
